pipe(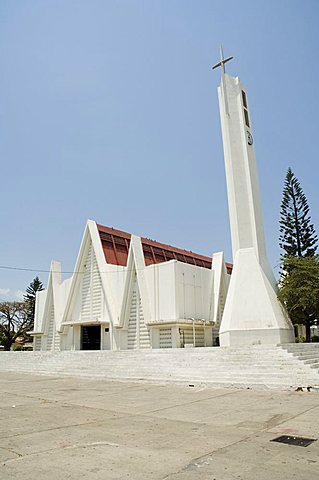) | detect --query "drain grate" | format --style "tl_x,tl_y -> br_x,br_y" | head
271,435 -> 317,447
